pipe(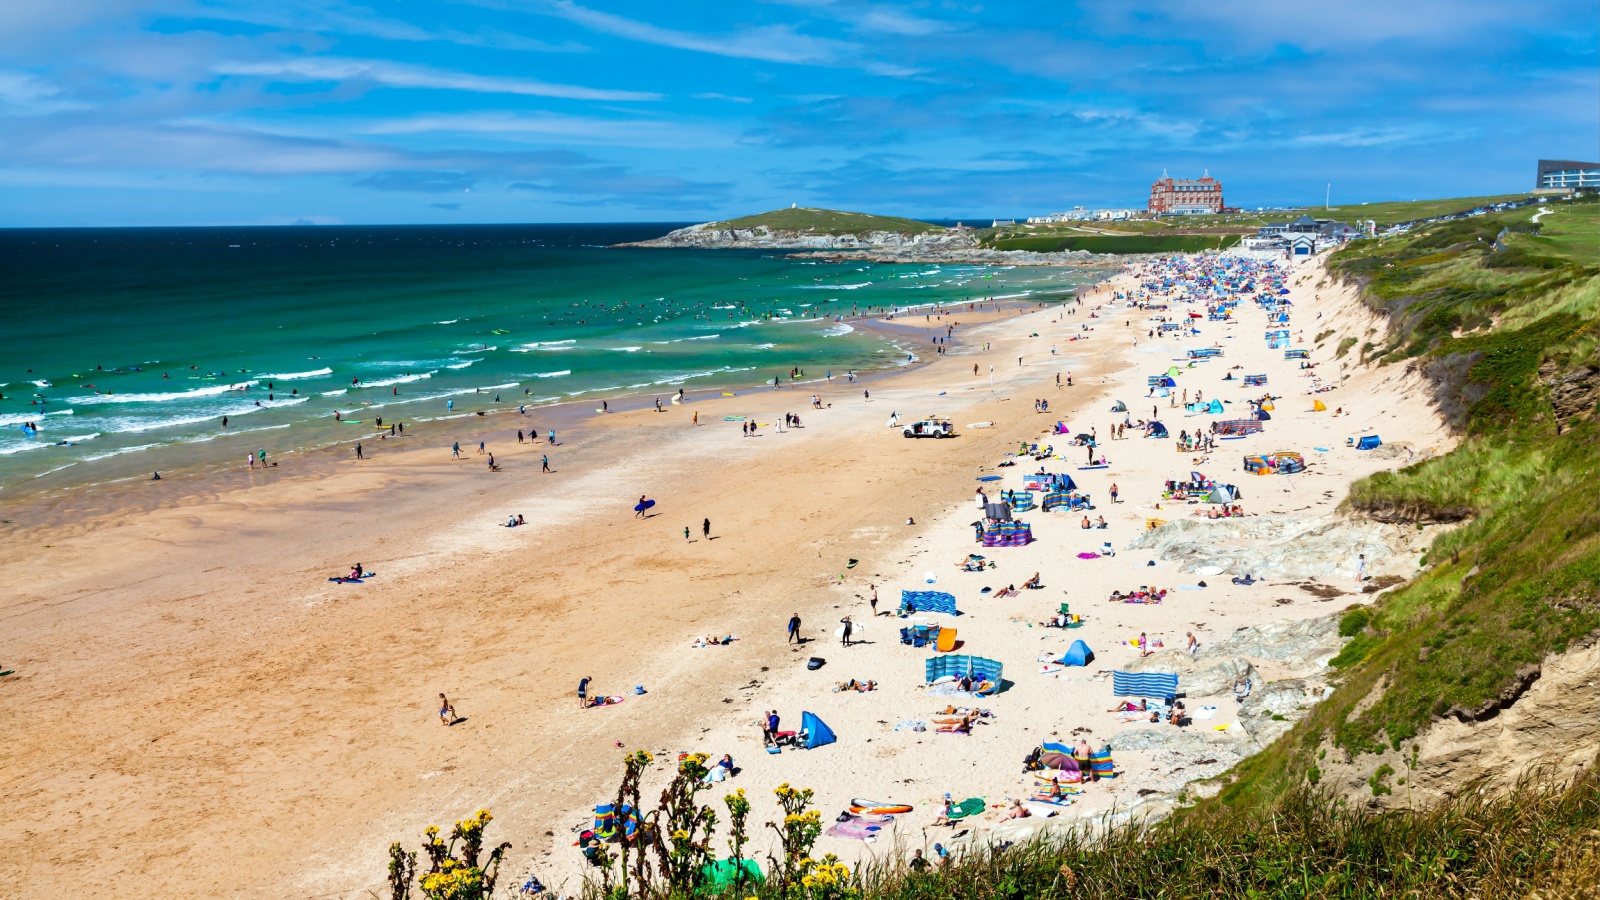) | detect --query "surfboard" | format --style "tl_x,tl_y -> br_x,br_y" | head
671,397 -> 682,404
634,499 -> 656,512
342,420 -> 362,424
